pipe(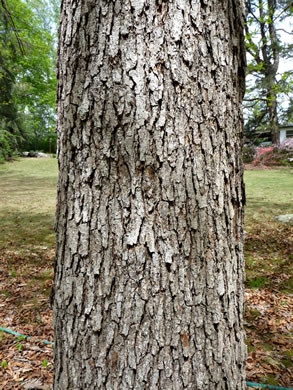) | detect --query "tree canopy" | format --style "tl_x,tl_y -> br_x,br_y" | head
0,0 -> 58,159
244,0 -> 293,143
0,0 -> 292,159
